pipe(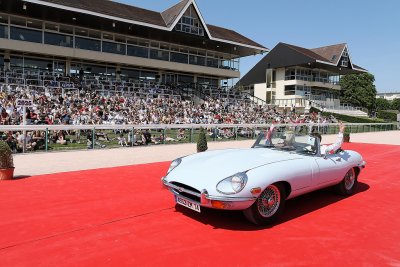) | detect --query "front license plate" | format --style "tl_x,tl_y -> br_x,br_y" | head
175,196 -> 201,213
